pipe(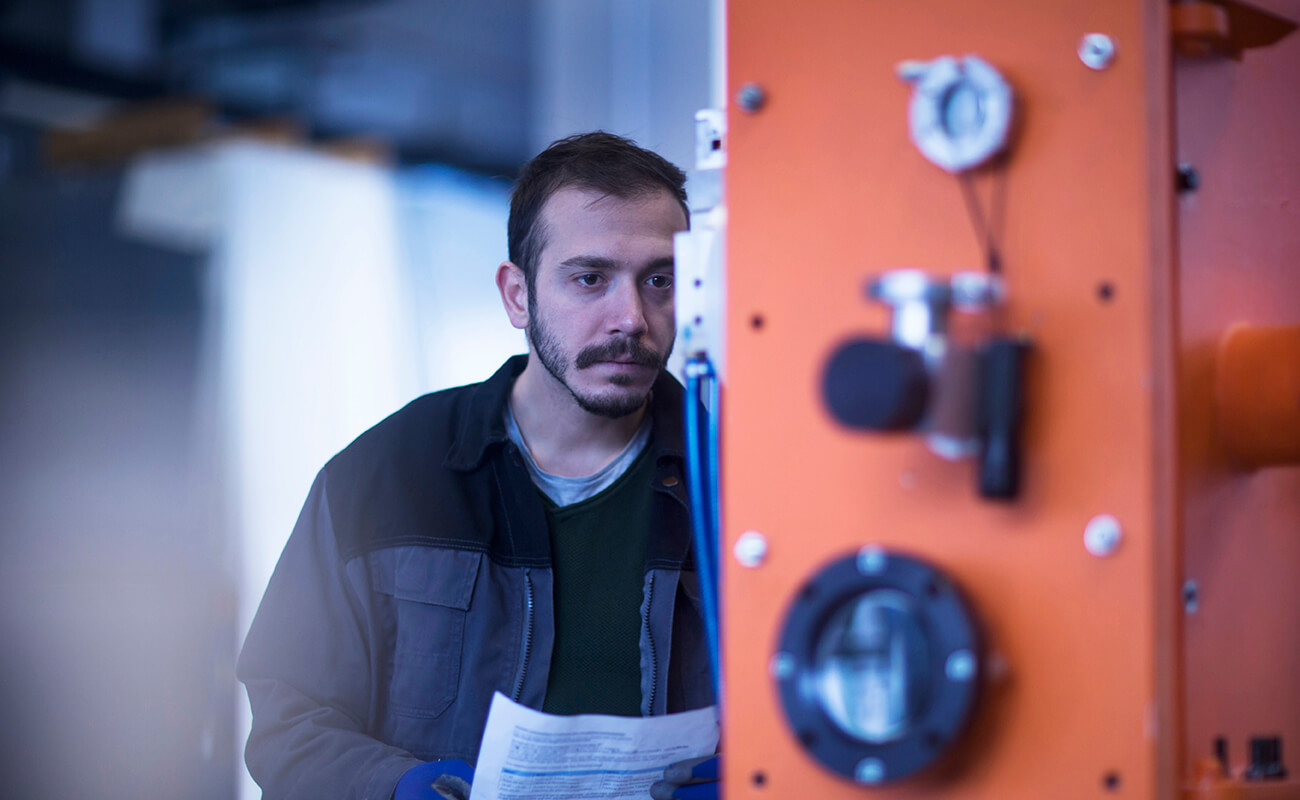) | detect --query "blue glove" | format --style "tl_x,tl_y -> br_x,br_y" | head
394,760 -> 475,800
649,754 -> 719,800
